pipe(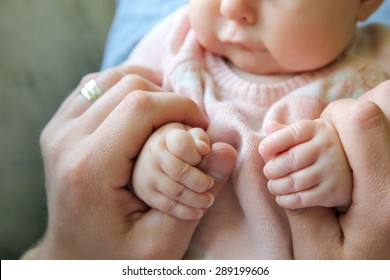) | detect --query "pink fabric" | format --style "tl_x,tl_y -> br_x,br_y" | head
127,6 -> 390,259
